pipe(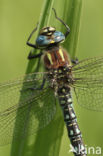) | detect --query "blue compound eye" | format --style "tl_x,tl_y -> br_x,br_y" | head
54,31 -> 64,37
53,31 -> 65,43
36,35 -> 50,47
36,35 -> 46,45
